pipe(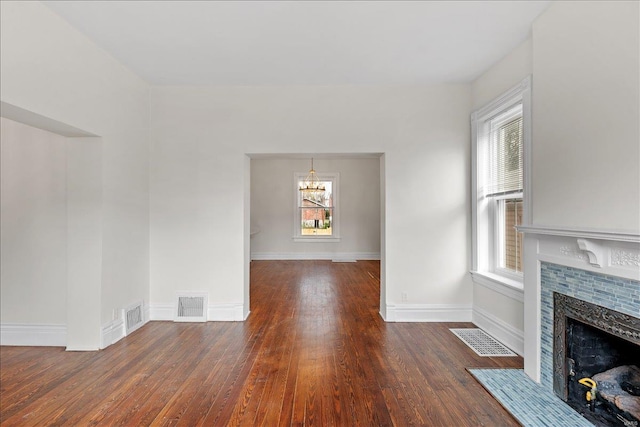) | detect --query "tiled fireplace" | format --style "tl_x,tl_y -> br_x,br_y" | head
520,227 -> 640,425
540,263 -> 640,390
